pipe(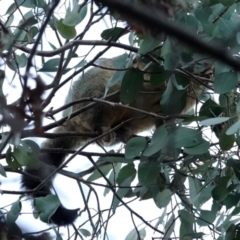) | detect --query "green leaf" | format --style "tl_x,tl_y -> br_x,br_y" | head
200,117 -> 230,126
56,19 -> 76,39
22,139 -> 40,155
170,127 -> 203,148
161,79 -> 187,114
106,70 -> 125,93
150,65 -> 171,86
215,61 -> 232,75
214,72 -> 238,94
35,195 -> 61,223
179,209 -> 194,237
105,54 -> 129,91
116,164 -> 136,185
197,210 -> 217,226
79,229 -> 91,237
164,214 -> 175,238
6,3 -> 17,14
154,189 -> 172,208
193,160 -> 216,174
101,157 -> 134,163
18,11 -> 38,28
222,193 -> 240,209
179,15 -> 198,32
35,0 -> 46,8
63,4 -> 87,26
227,158 -> 240,181
104,163 -> 122,196
13,140 -> 39,168
0,163 -> 6,177
232,206 -> 240,215
87,164 -> 113,181
143,125 -> 168,157
188,177 -> 202,208
138,35 -> 159,54
125,228 -> 146,240
112,176 -> 134,213
15,0 -> 46,8
101,27 -> 126,41
218,18 -> 238,38
120,68 -> 144,104
219,126 -> 235,151
7,200 -> 22,224
38,58 -> 60,72
199,99 -> 222,117
198,185 -> 215,206
138,161 -> 159,186
164,52 -> 180,71
227,120 -> 240,135
7,53 -> 27,71
74,59 -> 87,69
6,146 -> 22,170
28,26 -> 38,40
219,0 -> 235,6
225,224 -> 237,240
15,0 -> 36,8
179,209 -> 195,224
212,176 -> 231,201
184,140 -> 210,155
0,70 -> 5,97
101,157 -> 134,164
125,137 -> 147,159
38,58 -> 70,73
195,7 -> 212,24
